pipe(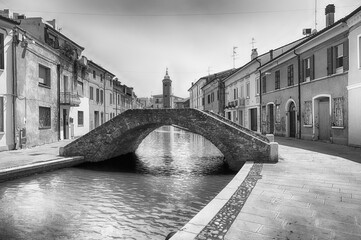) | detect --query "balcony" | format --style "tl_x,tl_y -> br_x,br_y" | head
239,98 -> 245,107
60,92 -> 81,106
